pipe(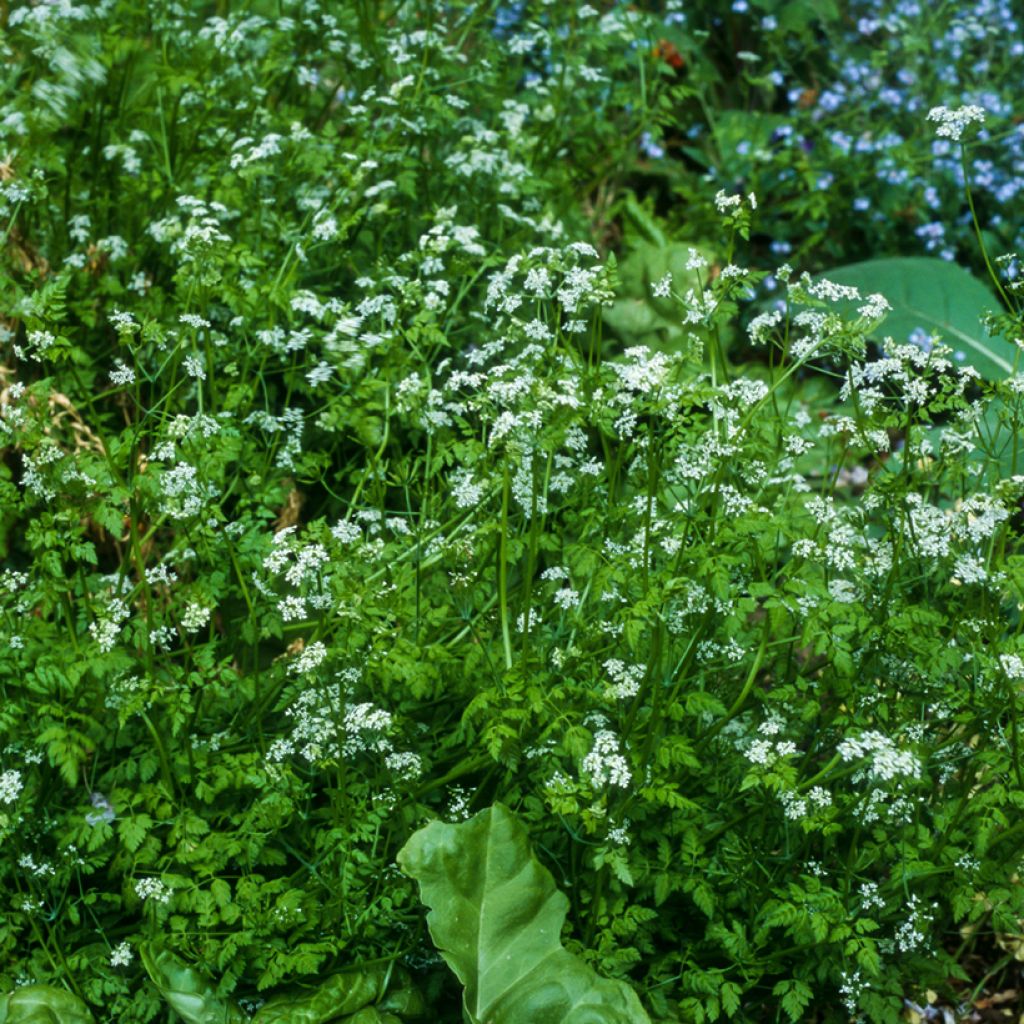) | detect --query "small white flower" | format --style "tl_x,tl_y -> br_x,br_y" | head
110,359 -> 136,386
306,360 -> 333,389
582,730 -> 631,788
0,769 -> 24,804
183,355 -> 206,380
714,190 -> 742,214
110,941 -> 133,967
685,248 -> 708,271
110,309 -> 139,334
926,104 -> 986,142
1000,653 -> 1024,679
290,641 -> 328,674
134,877 -> 172,904
181,602 -> 211,633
